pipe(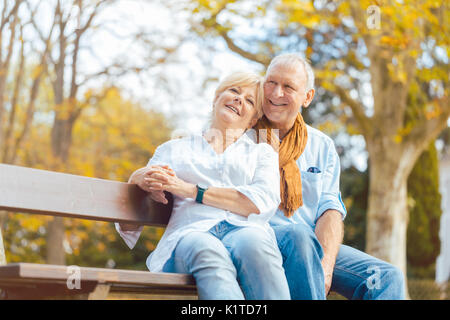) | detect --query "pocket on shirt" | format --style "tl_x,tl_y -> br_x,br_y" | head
300,171 -> 323,218
301,171 -> 323,182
